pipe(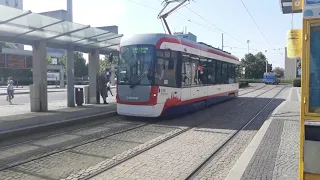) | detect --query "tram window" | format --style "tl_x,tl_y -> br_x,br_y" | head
155,57 -> 177,87
216,61 -> 222,84
199,58 -> 208,85
228,64 -> 235,83
190,56 -> 200,86
182,55 -> 191,87
222,62 -> 228,84
207,59 -> 216,84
